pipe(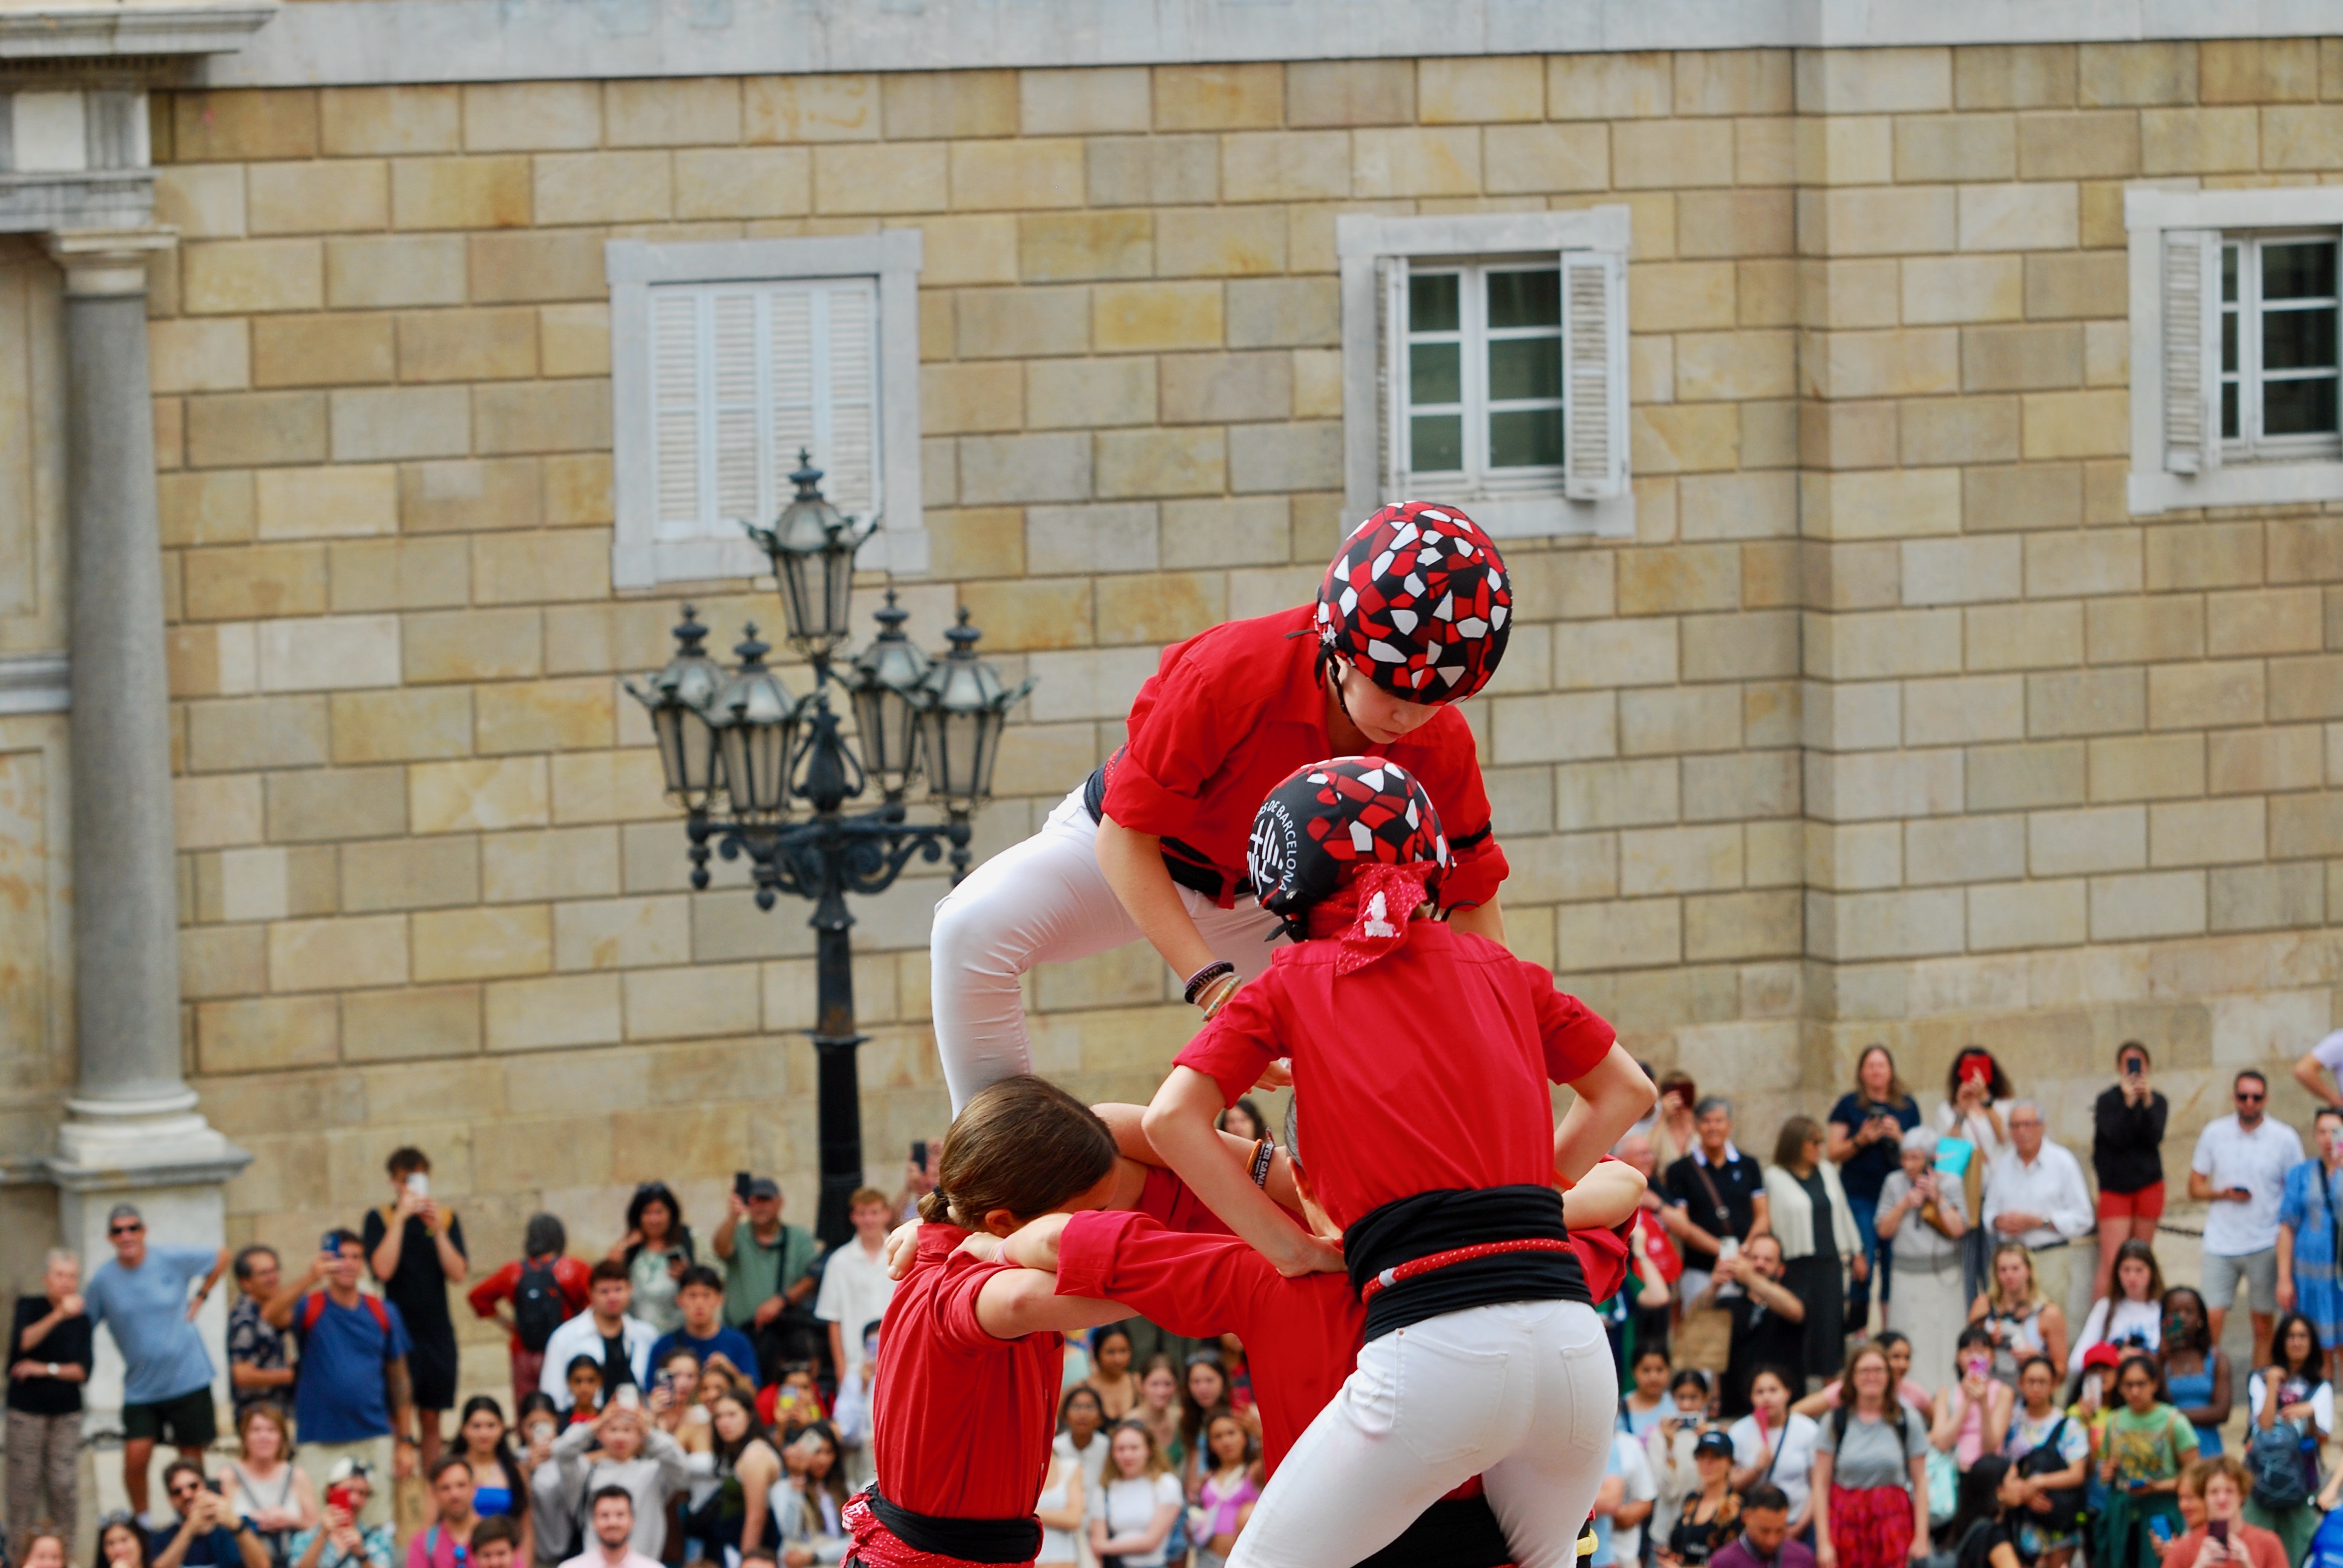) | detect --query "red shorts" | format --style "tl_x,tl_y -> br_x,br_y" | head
2099,1181 -> 2165,1221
